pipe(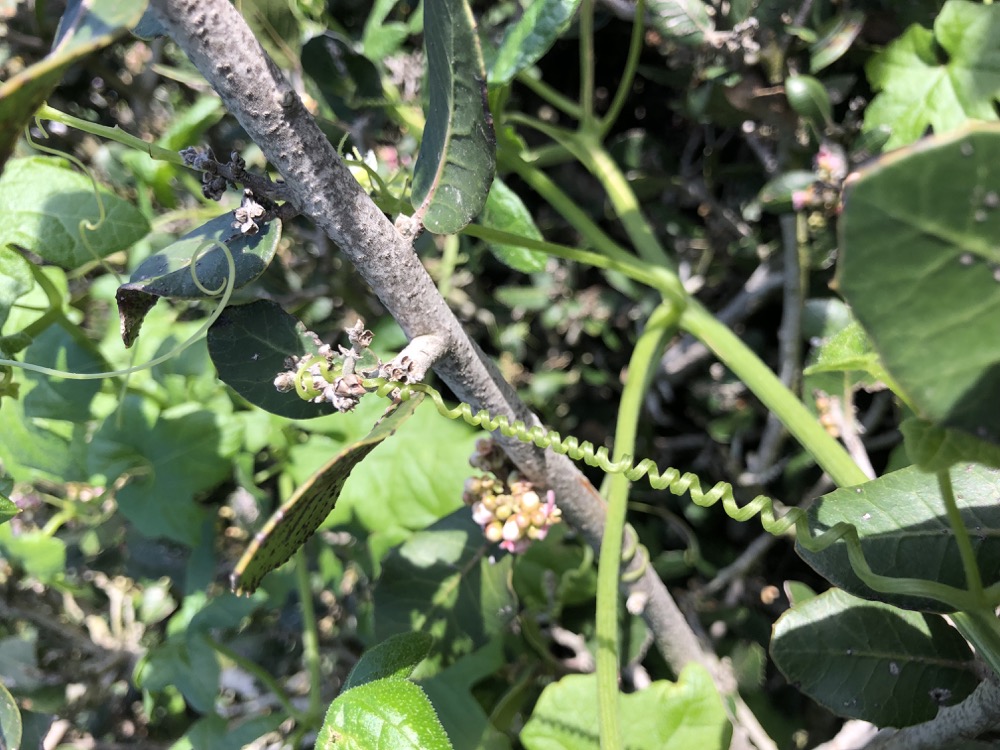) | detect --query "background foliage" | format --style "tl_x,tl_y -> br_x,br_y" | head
2,0 -> 1000,749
